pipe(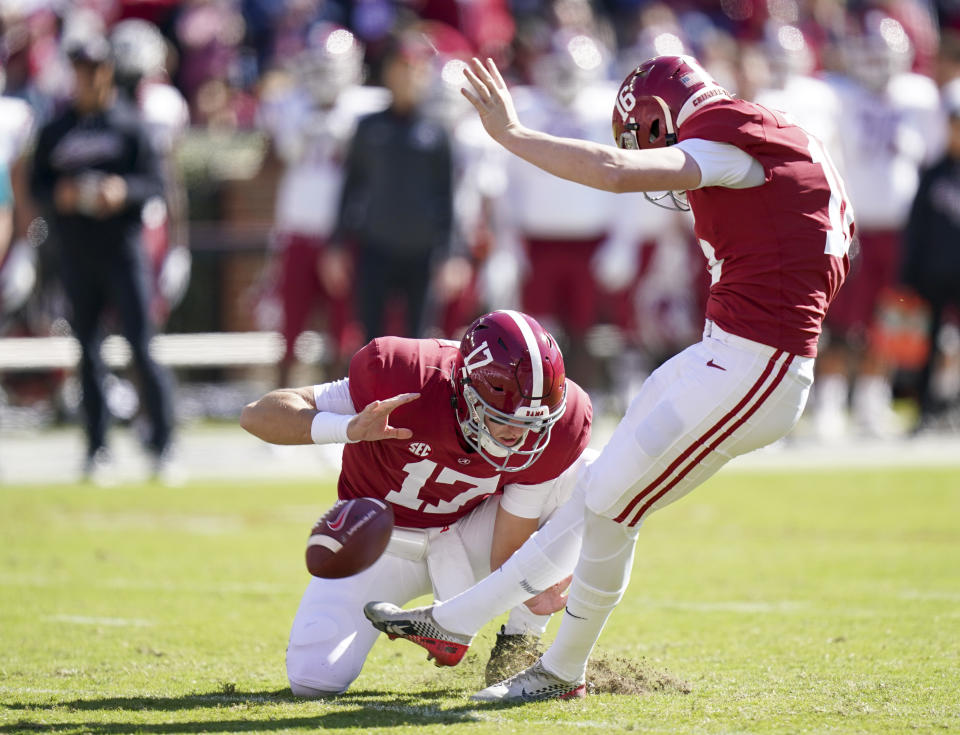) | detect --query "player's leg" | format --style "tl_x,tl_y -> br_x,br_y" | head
111,249 -> 175,459
287,548 -> 430,696
475,332 -> 814,701
59,251 -> 110,465
278,234 -> 318,386
365,464 -> 604,645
